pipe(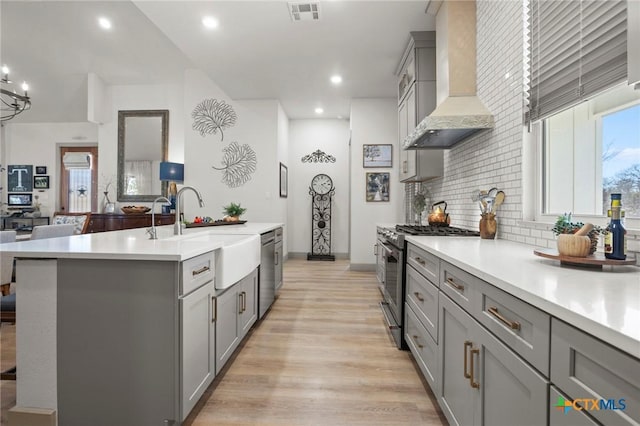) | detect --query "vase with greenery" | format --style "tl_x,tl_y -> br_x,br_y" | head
222,202 -> 247,221
551,213 -> 604,254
